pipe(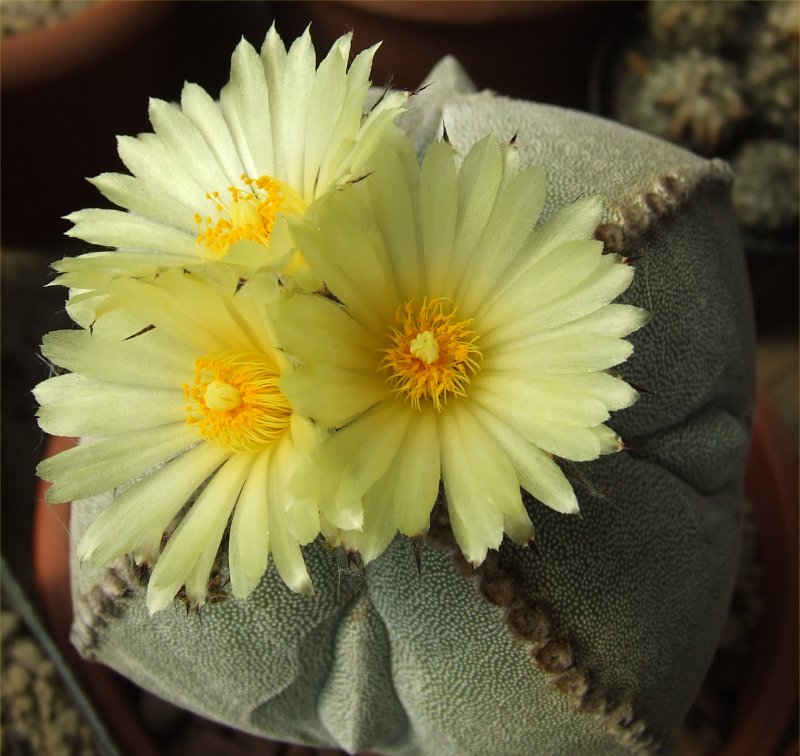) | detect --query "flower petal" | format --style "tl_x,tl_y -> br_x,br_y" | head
35,374 -> 185,436
365,131 -> 422,302
77,440 -> 230,564
51,250 -> 198,289
453,135 -> 504,266
148,98 -> 231,196
487,303 -> 649,356
485,194 -> 604,308
181,82 -> 246,186
340,407 -> 440,562
147,451 -> 255,612
469,401 -> 579,515
41,329 -> 195,388
482,251 -> 634,345
66,209 -> 197,256
96,273 -> 258,357
280,362 -> 386,429
387,409 -> 441,536
267,437 -> 315,594
288,195 -> 397,335
89,172 -> 198,233
457,163 -> 547,314
302,33 -> 351,195
220,38 -> 273,179
294,401 -> 411,531
418,139 -> 458,295
273,292 -> 381,371
39,422 -> 199,503
473,372 -> 611,427
441,404 -> 519,565
478,239 -> 606,332
472,383 -> 616,460
116,133 -> 206,211
277,30 -> 317,191
489,333 -> 634,375
228,448 -> 272,597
